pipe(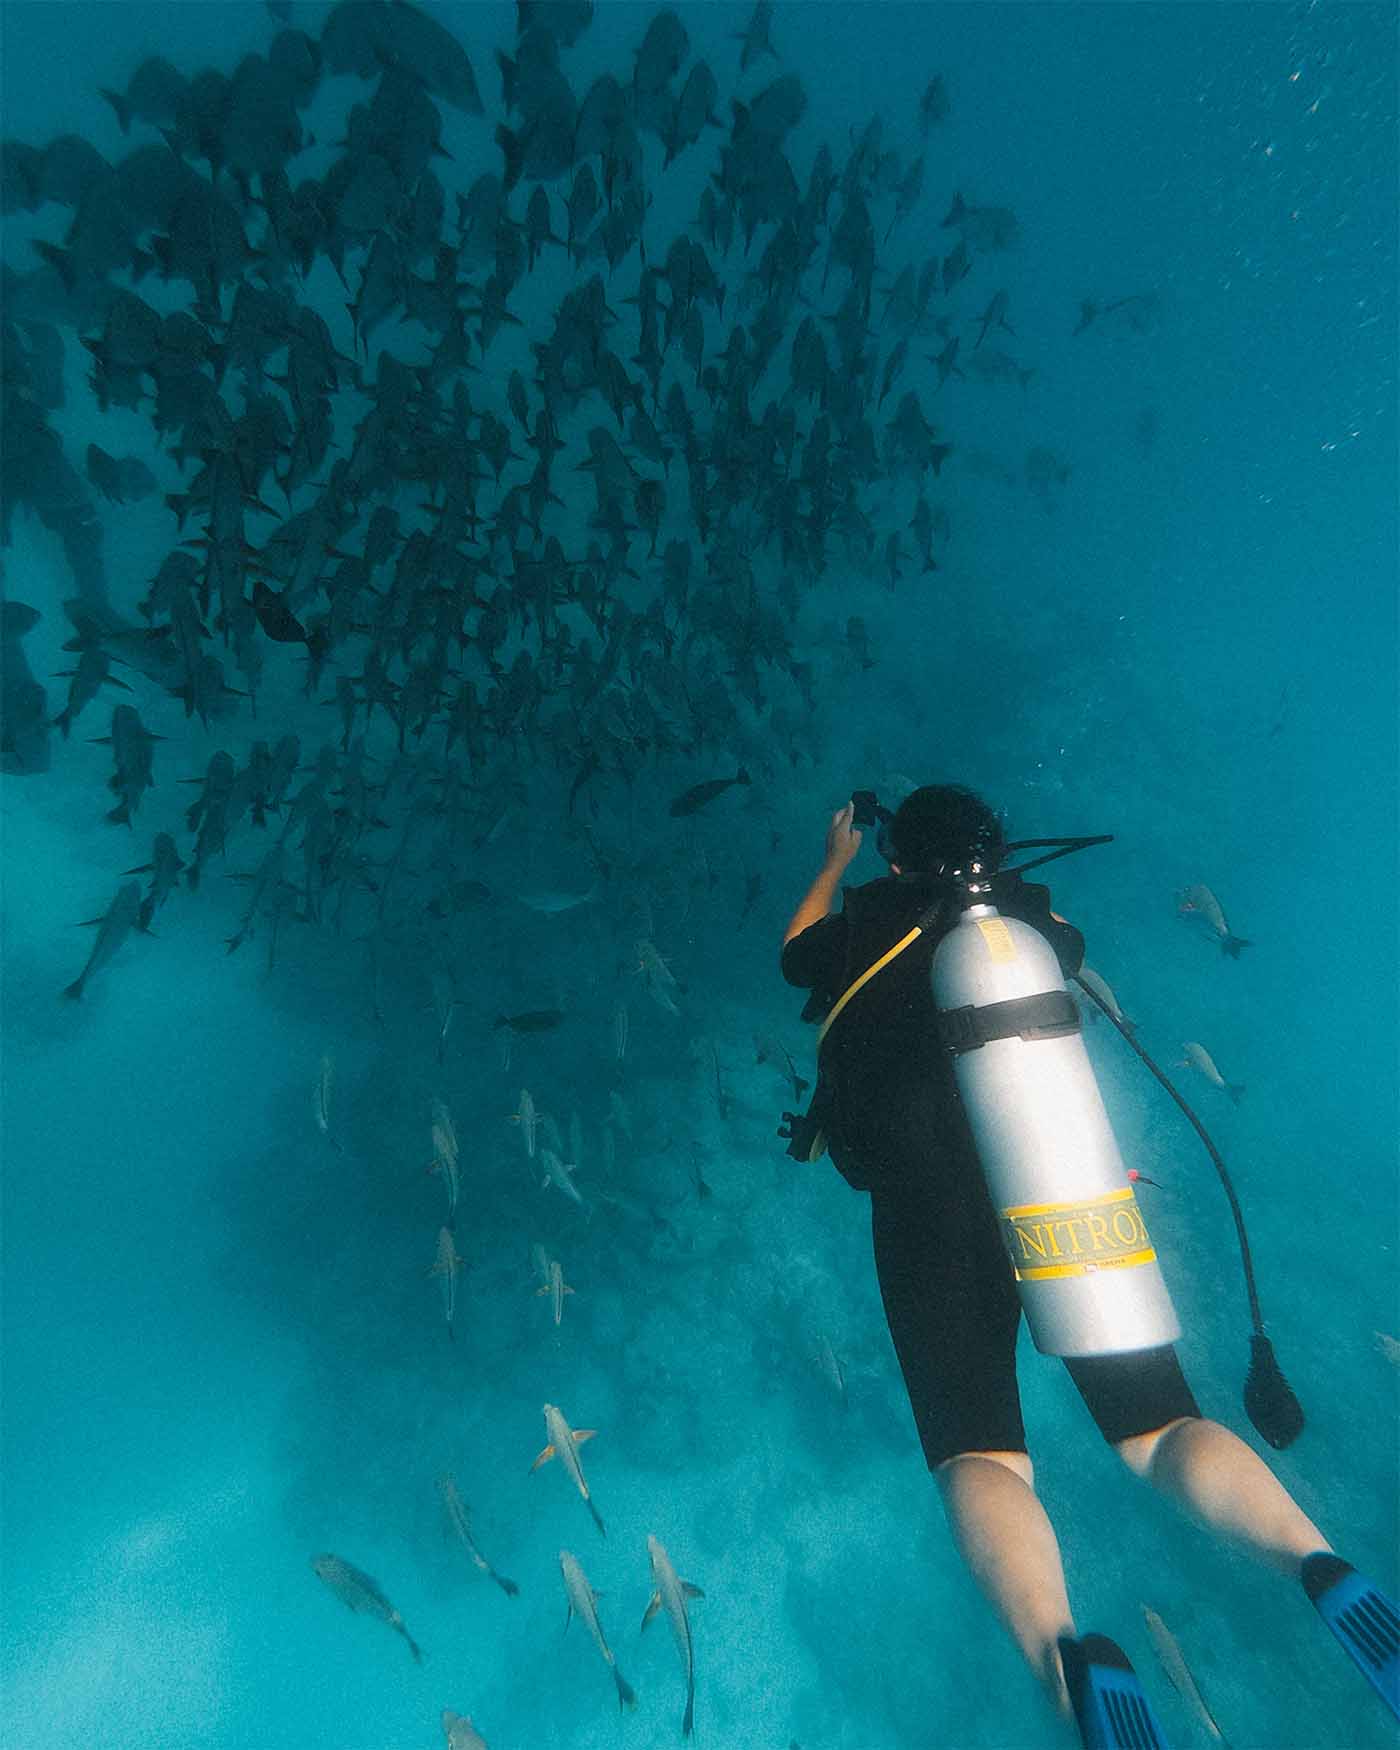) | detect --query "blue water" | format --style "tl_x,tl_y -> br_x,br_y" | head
2,3 -> 1396,1747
